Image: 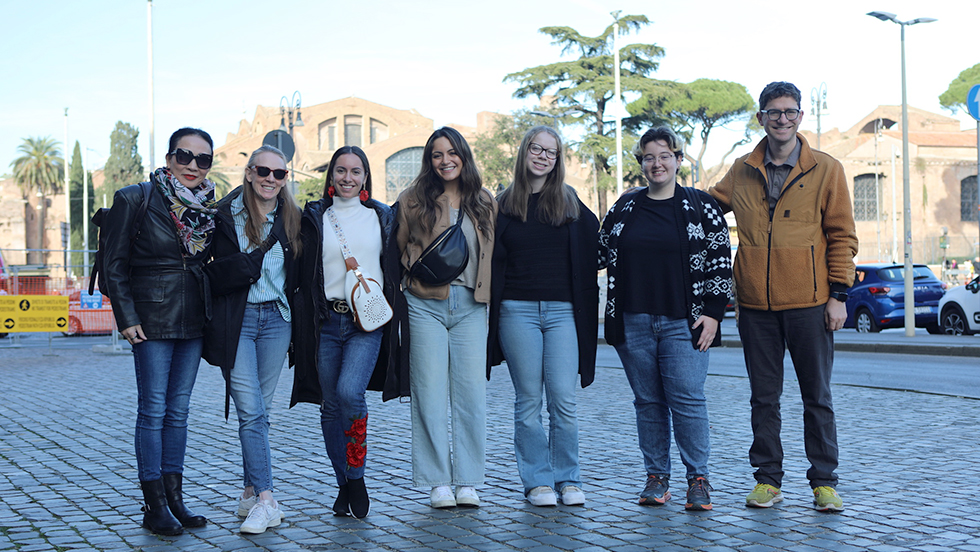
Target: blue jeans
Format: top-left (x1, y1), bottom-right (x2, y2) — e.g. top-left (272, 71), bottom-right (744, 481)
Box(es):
top-left (133, 337), bottom-right (204, 482)
top-left (317, 310), bottom-right (383, 486)
top-left (228, 302), bottom-right (290, 494)
top-left (499, 300), bottom-right (581, 494)
top-left (406, 286), bottom-right (487, 487)
top-left (614, 313), bottom-right (710, 480)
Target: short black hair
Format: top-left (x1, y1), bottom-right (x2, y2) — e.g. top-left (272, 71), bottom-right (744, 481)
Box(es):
top-left (758, 82), bottom-right (802, 111)
top-left (167, 127), bottom-right (213, 154)
top-left (633, 127), bottom-right (684, 164)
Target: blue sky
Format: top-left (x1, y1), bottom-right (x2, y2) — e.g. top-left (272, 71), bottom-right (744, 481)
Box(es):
top-left (1, 0), bottom-right (975, 177)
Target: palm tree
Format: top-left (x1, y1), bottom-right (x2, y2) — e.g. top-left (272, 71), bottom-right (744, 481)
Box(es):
top-left (10, 136), bottom-right (63, 265)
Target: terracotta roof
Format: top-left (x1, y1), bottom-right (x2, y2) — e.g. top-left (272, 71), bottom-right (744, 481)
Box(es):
top-left (882, 130), bottom-right (978, 147)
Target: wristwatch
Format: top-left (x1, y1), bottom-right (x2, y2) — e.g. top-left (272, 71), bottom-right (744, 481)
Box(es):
top-left (829, 291), bottom-right (848, 302)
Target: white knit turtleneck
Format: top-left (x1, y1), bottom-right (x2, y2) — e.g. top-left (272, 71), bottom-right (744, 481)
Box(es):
top-left (322, 196), bottom-right (383, 301)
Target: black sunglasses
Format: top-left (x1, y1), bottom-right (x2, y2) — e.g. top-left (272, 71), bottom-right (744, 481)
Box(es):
top-left (253, 166), bottom-right (288, 180)
top-left (169, 148), bottom-right (213, 169)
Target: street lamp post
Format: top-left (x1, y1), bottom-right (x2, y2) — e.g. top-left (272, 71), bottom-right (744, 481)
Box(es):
top-left (867, 11), bottom-right (937, 337)
top-left (279, 91), bottom-right (304, 196)
top-left (810, 83), bottom-right (828, 150)
top-left (611, 10), bottom-right (623, 197)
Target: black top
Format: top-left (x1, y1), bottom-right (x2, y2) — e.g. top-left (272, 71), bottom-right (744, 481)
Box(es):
top-left (500, 193), bottom-right (573, 302)
top-left (618, 194), bottom-right (686, 318)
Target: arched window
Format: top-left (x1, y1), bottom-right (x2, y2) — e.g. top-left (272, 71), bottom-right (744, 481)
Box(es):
top-left (370, 119), bottom-right (389, 144)
top-left (345, 115), bottom-right (363, 147)
top-left (318, 118), bottom-right (336, 151)
top-left (385, 147), bottom-right (424, 203)
top-left (962, 175), bottom-right (978, 222)
top-left (853, 174), bottom-right (879, 222)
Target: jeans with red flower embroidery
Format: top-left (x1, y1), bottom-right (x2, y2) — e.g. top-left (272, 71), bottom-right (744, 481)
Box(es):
top-left (316, 310), bottom-right (383, 486)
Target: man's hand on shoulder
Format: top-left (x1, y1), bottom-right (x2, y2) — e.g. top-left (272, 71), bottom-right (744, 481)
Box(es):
top-left (825, 298), bottom-right (847, 331)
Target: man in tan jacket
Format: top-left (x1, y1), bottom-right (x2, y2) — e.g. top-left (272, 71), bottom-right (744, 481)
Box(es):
top-left (709, 81), bottom-right (857, 513)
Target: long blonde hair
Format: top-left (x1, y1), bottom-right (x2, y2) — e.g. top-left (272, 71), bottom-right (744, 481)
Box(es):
top-left (242, 145), bottom-right (302, 256)
top-left (497, 126), bottom-right (579, 225)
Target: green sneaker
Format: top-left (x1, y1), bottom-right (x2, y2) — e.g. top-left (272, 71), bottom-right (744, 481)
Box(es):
top-left (813, 486), bottom-right (844, 512)
top-left (746, 483), bottom-right (783, 508)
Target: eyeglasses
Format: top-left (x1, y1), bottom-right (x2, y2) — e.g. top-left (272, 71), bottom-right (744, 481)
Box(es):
top-left (761, 109), bottom-right (801, 121)
top-left (528, 143), bottom-right (559, 160)
top-left (642, 154), bottom-right (677, 165)
top-left (169, 148), bottom-right (213, 169)
top-left (252, 166), bottom-right (288, 180)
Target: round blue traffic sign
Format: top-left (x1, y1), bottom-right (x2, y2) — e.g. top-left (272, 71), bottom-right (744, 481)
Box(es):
top-left (968, 84), bottom-right (980, 122)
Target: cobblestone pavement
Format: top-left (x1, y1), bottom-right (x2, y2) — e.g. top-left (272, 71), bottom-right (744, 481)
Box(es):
top-left (2, 346), bottom-right (979, 552)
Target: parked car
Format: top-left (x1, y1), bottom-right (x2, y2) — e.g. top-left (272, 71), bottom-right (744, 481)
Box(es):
top-left (938, 275), bottom-right (980, 335)
top-left (63, 290), bottom-right (116, 336)
top-left (843, 263), bottom-right (946, 333)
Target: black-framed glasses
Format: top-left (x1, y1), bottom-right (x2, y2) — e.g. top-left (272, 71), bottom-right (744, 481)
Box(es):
top-left (252, 166), bottom-right (288, 180)
top-left (528, 143), bottom-right (559, 160)
top-left (761, 108), bottom-right (802, 121)
top-left (642, 154), bottom-right (677, 165)
top-left (168, 148), bottom-right (213, 169)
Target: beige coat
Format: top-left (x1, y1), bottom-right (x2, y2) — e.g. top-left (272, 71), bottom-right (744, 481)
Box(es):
top-left (395, 188), bottom-right (496, 303)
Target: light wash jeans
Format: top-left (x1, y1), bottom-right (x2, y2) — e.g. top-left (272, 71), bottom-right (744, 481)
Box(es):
top-left (132, 337), bottom-right (203, 482)
top-left (228, 302), bottom-right (290, 494)
top-left (406, 286), bottom-right (487, 487)
top-left (498, 300), bottom-right (581, 495)
top-left (614, 313), bottom-right (710, 480)
top-left (317, 310), bottom-right (383, 486)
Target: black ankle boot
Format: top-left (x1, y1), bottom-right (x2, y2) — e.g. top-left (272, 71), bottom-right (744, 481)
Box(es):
top-left (162, 473), bottom-right (207, 528)
top-left (333, 484), bottom-right (350, 516)
top-left (347, 477), bottom-right (370, 519)
top-left (140, 479), bottom-right (183, 536)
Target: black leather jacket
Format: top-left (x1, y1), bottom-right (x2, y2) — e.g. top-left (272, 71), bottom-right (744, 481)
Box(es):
top-left (289, 196), bottom-right (402, 406)
top-left (103, 182), bottom-right (212, 340)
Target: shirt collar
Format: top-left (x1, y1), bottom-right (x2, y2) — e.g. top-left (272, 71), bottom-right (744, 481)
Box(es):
top-left (231, 193), bottom-right (275, 222)
top-left (764, 137), bottom-right (802, 168)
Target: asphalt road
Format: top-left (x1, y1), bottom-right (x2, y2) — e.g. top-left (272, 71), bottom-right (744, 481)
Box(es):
top-left (597, 344), bottom-right (980, 399)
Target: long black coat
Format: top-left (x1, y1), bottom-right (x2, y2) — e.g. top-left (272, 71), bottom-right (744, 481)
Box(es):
top-left (202, 187), bottom-right (299, 379)
top-left (487, 197), bottom-right (600, 387)
top-left (288, 196), bottom-right (404, 407)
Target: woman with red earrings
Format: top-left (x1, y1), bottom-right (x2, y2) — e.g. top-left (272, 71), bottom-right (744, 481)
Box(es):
top-left (289, 146), bottom-right (396, 519)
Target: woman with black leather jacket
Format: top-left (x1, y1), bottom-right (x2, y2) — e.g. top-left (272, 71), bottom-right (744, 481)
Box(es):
top-left (202, 145), bottom-right (301, 534)
top-left (103, 128), bottom-right (217, 536)
top-left (289, 146), bottom-right (397, 519)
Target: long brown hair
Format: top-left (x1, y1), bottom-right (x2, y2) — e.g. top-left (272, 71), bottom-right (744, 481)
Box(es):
top-left (404, 127), bottom-right (493, 239)
top-left (497, 125), bottom-right (580, 226)
top-left (242, 145), bottom-right (302, 256)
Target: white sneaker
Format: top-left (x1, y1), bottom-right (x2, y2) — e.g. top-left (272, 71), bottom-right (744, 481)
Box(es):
top-left (560, 485), bottom-right (586, 506)
top-left (240, 500), bottom-right (283, 534)
top-left (238, 495), bottom-right (285, 520)
top-left (455, 486), bottom-right (480, 508)
top-left (237, 495), bottom-right (257, 517)
top-left (430, 486), bottom-right (456, 509)
top-left (527, 486), bottom-right (557, 506)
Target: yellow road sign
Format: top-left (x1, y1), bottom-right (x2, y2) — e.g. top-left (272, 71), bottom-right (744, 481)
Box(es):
top-left (0, 295), bottom-right (69, 333)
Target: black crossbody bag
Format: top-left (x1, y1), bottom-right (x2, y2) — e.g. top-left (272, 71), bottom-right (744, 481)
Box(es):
top-left (409, 210), bottom-right (469, 286)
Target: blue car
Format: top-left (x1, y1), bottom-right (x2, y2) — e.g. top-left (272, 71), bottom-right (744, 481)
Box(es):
top-left (844, 263), bottom-right (946, 333)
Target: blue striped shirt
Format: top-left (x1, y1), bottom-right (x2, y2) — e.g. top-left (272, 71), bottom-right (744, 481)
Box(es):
top-left (231, 195), bottom-right (290, 322)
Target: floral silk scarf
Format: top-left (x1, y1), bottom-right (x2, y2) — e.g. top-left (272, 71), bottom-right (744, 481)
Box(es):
top-left (151, 167), bottom-right (218, 256)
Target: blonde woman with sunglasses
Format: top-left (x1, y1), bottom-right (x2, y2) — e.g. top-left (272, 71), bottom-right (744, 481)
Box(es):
top-left (203, 145), bottom-right (301, 534)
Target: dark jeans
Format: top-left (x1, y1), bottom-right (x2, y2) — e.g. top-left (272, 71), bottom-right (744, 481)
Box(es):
top-left (739, 305), bottom-right (839, 489)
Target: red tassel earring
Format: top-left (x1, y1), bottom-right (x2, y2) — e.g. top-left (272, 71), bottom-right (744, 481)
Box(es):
top-left (327, 185), bottom-right (335, 197)
top-left (359, 189), bottom-right (369, 201)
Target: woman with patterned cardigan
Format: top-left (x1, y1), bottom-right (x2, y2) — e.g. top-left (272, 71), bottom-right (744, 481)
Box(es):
top-left (598, 126), bottom-right (732, 512)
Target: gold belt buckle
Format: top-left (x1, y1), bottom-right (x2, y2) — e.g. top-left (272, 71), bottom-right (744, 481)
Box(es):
top-left (332, 300), bottom-right (350, 314)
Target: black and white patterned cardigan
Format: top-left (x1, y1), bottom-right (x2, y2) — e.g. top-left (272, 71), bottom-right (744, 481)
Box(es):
top-left (598, 185), bottom-right (733, 347)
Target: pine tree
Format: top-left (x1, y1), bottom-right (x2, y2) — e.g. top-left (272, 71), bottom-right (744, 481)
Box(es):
top-left (68, 141), bottom-right (96, 272)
